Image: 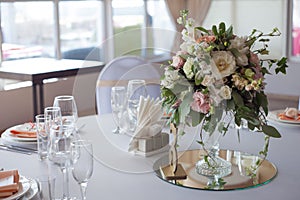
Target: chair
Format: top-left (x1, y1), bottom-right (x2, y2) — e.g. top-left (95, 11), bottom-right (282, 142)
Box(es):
top-left (62, 47), bottom-right (102, 61)
top-left (95, 55), bottom-right (162, 115)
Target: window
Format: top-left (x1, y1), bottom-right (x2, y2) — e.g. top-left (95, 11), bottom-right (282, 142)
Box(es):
top-left (111, 0), bottom-right (175, 59)
top-left (0, 0), bottom-right (105, 62)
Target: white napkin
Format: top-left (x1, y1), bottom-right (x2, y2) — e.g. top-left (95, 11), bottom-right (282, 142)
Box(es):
top-left (128, 96), bottom-right (163, 152)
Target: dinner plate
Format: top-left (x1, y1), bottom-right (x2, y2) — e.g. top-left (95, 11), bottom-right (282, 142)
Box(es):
top-left (1, 132), bottom-right (37, 150)
top-left (0, 176), bottom-right (31, 200)
top-left (19, 178), bottom-right (39, 200)
top-left (268, 110), bottom-right (300, 125)
top-left (3, 125), bottom-right (37, 142)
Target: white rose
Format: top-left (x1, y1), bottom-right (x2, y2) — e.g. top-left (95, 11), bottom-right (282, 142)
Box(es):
top-left (211, 51), bottom-right (236, 80)
top-left (201, 75), bottom-right (215, 86)
top-left (219, 85), bottom-right (232, 100)
top-left (183, 57), bottom-right (194, 79)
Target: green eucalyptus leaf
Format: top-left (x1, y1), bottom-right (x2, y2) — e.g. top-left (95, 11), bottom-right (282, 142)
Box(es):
top-left (256, 92), bottom-right (268, 115)
top-left (262, 125), bottom-right (281, 138)
top-left (232, 90), bottom-right (244, 106)
top-left (189, 110), bottom-right (205, 127)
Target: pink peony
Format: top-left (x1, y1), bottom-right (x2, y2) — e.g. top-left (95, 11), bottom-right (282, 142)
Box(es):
top-left (190, 91), bottom-right (210, 114)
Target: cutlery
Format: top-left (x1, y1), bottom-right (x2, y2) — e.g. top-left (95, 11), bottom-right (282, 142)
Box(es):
top-left (6, 144), bottom-right (38, 153)
top-left (0, 145), bottom-right (32, 155)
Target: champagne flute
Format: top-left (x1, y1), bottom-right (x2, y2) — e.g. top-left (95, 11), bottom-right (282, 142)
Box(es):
top-left (111, 86), bottom-right (126, 134)
top-left (48, 125), bottom-right (75, 200)
top-left (71, 140), bottom-right (93, 200)
top-left (127, 80), bottom-right (148, 131)
top-left (53, 95), bottom-right (78, 127)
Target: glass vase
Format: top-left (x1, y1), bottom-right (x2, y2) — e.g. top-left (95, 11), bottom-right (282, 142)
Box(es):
top-left (195, 114), bottom-right (232, 181)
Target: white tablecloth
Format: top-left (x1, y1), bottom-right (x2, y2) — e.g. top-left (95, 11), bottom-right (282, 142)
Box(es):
top-left (1, 114), bottom-right (300, 200)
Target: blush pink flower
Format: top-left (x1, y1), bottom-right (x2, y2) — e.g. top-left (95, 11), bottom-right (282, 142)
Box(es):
top-left (172, 55), bottom-right (185, 69)
top-left (190, 91), bottom-right (210, 114)
top-left (250, 52), bottom-right (263, 79)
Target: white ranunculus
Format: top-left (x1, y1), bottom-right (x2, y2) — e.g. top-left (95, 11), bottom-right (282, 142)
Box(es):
top-left (230, 36), bottom-right (249, 66)
top-left (183, 57), bottom-right (194, 79)
top-left (219, 85), bottom-right (232, 100)
top-left (211, 51), bottom-right (236, 80)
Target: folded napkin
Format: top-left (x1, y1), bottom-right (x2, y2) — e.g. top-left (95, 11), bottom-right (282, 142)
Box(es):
top-left (128, 96), bottom-right (164, 152)
top-left (278, 107), bottom-right (300, 121)
top-left (10, 122), bottom-right (37, 138)
top-left (0, 170), bottom-right (19, 198)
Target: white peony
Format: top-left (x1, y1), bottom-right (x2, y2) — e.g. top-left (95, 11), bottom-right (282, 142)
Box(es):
top-left (211, 51), bottom-right (236, 80)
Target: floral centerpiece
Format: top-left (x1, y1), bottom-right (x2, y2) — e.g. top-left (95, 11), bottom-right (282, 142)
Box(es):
top-left (161, 10), bottom-right (288, 180)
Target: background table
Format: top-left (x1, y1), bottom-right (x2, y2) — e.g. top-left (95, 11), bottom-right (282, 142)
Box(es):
top-left (1, 114), bottom-right (300, 199)
top-left (0, 58), bottom-right (104, 118)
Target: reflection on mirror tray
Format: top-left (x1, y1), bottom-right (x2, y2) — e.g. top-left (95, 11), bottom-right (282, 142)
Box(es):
top-left (153, 149), bottom-right (277, 191)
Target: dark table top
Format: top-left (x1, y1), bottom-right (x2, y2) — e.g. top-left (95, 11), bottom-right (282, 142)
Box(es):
top-left (0, 58), bottom-right (105, 84)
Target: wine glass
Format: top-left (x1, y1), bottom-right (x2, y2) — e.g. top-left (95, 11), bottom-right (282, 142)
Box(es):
top-left (111, 86), bottom-right (126, 134)
top-left (44, 106), bottom-right (63, 128)
top-left (48, 124), bottom-right (76, 200)
top-left (71, 140), bottom-right (93, 200)
top-left (53, 95), bottom-right (78, 127)
top-left (127, 80), bottom-right (148, 131)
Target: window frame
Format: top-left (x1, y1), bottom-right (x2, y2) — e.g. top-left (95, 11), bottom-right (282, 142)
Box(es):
top-left (287, 0), bottom-right (300, 63)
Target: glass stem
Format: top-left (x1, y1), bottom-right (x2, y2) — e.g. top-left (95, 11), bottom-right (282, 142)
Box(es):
top-left (61, 167), bottom-right (70, 199)
top-left (80, 182), bottom-right (88, 200)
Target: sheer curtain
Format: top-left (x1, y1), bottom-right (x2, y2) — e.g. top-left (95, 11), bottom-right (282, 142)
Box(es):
top-left (165, 0), bottom-right (212, 53)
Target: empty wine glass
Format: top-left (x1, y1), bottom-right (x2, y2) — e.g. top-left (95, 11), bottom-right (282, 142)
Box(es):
top-left (48, 125), bottom-right (76, 200)
top-left (127, 80), bottom-right (148, 131)
top-left (111, 86), bottom-right (126, 134)
top-left (44, 106), bottom-right (63, 128)
top-left (71, 140), bottom-right (93, 200)
top-left (53, 95), bottom-right (78, 127)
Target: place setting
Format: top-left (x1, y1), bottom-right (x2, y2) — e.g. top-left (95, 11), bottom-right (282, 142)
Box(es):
top-left (0, 122), bottom-right (38, 154)
top-left (267, 107), bottom-right (300, 128)
top-left (1, 95), bottom-right (94, 199)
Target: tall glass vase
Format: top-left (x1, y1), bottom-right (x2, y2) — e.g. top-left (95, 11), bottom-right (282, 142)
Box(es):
top-left (195, 110), bottom-right (232, 183)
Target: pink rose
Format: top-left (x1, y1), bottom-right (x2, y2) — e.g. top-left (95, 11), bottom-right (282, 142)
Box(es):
top-left (190, 91), bottom-right (210, 114)
top-left (172, 55), bottom-right (185, 69)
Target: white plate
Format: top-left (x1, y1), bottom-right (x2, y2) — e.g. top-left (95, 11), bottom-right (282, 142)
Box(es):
top-left (19, 178), bottom-right (39, 200)
top-left (268, 110), bottom-right (300, 125)
top-left (3, 125), bottom-right (37, 142)
top-left (0, 176), bottom-right (31, 200)
top-left (1, 131), bottom-right (37, 144)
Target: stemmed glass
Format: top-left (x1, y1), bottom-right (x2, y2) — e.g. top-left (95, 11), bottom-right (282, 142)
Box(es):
top-left (53, 95), bottom-right (78, 127)
top-left (48, 124), bottom-right (75, 200)
top-left (111, 86), bottom-right (126, 134)
top-left (127, 80), bottom-right (148, 131)
top-left (71, 140), bottom-right (93, 200)
top-left (44, 106), bottom-right (63, 128)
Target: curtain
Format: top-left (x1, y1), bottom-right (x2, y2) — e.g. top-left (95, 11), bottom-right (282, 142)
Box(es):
top-left (165, 0), bottom-right (212, 53)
